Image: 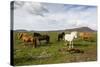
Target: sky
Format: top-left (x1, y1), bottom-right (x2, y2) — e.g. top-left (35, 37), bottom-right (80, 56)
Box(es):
top-left (13, 1), bottom-right (97, 31)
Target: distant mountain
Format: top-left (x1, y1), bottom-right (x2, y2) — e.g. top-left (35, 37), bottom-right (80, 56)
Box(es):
top-left (13, 27), bottom-right (96, 32)
top-left (13, 29), bottom-right (41, 32)
top-left (64, 27), bottom-right (96, 32)
top-left (13, 29), bottom-right (28, 32)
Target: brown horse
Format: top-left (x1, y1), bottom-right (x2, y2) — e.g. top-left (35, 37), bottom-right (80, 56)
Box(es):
top-left (18, 32), bottom-right (38, 48)
top-left (33, 32), bottom-right (50, 44)
top-left (79, 32), bottom-right (93, 41)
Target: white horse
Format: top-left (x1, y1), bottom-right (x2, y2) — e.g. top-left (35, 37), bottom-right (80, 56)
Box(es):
top-left (64, 31), bottom-right (78, 49)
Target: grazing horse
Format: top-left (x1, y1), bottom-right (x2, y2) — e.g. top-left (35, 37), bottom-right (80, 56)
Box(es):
top-left (79, 32), bottom-right (93, 41)
top-left (64, 31), bottom-right (78, 49)
top-left (18, 32), bottom-right (38, 48)
top-left (33, 32), bottom-right (50, 44)
top-left (58, 32), bottom-right (65, 41)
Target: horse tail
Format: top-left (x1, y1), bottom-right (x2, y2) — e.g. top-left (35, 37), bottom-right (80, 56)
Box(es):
top-left (58, 34), bottom-right (61, 41)
top-left (32, 37), bottom-right (37, 48)
top-left (46, 35), bottom-right (50, 43)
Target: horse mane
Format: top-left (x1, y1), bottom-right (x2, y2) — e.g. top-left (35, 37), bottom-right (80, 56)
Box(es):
top-left (34, 32), bottom-right (41, 37)
top-left (62, 32), bottom-right (65, 35)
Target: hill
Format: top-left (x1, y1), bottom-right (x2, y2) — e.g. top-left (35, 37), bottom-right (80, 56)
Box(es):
top-left (64, 27), bottom-right (96, 32)
top-left (13, 27), bottom-right (96, 32)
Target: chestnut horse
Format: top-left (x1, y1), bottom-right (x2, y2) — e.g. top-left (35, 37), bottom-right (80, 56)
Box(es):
top-left (79, 32), bottom-right (93, 41)
top-left (18, 32), bottom-right (38, 48)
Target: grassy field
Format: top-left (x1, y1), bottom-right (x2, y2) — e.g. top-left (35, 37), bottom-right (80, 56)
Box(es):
top-left (13, 31), bottom-right (97, 66)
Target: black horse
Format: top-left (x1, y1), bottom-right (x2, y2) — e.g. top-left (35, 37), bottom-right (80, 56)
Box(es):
top-left (33, 32), bottom-right (50, 43)
top-left (58, 32), bottom-right (65, 41)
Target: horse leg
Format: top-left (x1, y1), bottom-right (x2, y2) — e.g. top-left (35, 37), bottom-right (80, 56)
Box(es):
top-left (32, 39), bottom-right (37, 48)
top-left (36, 40), bottom-right (40, 45)
top-left (39, 40), bottom-right (41, 45)
top-left (46, 37), bottom-right (49, 44)
top-left (66, 41), bottom-right (67, 46)
top-left (69, 41), bottom-right (71, 49)
top-left (37, 39), bottom-right (40, 45)
top-left (64, 40), bottom-right (67, 46)
top-left (23, 42), bottom-right (26, 48)
top-left (71, 41), bottom-right (74, 48)
top-left (23, 40), bottom-right (26, 48)
top-left (58, 37), bottom-right (59, 41)
top-left (33, 41), bottom-right (36, 48)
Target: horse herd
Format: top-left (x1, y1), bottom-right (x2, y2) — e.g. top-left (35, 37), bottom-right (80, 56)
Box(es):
top-left (17, 31), bottom-right (94, 48)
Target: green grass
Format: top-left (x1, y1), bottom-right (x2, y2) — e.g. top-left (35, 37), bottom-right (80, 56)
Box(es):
top-left (13, 32), bottom-right (97, 66)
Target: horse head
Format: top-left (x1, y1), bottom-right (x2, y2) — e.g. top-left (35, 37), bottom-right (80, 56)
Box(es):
top-left (71, 31), bottom-right (78, 38)
top-left (62, 32), bottom-right (65, 35)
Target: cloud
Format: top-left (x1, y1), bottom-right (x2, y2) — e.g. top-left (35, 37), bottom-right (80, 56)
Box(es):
top-left (13, 2), bottom-right (97, 31)
top-left (64, 4), bottom-right (96, 12)
top-left (11, 1), bottom-right (25, 9)
top-left (12, 1), bottom-right (48, 16)
top-left (24, 2), bottom-right (49, 16)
